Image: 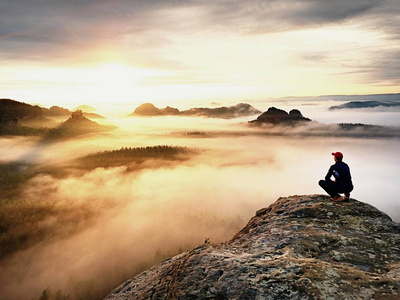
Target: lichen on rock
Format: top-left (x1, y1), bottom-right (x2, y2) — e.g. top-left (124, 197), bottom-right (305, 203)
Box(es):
top-left (104, 195), bottom-right (400, 300)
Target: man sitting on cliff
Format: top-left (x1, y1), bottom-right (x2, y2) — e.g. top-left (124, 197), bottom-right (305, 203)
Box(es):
top-left (319, 152), bottom-right (354, 202)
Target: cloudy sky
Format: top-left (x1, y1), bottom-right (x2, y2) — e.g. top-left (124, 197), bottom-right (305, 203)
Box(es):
top-left (1, 0), bottom-right (399, 108)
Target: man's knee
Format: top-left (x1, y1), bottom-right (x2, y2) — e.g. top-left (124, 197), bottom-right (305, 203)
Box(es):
top-left (318, 180), bottom-right (326, 187)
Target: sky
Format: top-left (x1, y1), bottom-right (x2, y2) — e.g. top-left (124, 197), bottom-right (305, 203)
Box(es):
top-left (1, 0), bottom-right (400, 108)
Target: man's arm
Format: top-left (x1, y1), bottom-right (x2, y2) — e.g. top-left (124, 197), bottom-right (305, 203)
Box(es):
top-left (325, 166), bottom-right (333, 181)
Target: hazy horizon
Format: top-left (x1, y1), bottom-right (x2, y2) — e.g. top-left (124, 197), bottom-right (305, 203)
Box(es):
top-left (4, 92), bottom-right (400, 127)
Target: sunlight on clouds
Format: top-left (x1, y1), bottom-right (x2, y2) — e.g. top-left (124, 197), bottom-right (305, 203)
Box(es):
top-left (1, 63), bottom-right (169, 108)
top-left (0, 1), bottom-right (399, 108)
top-left (151, 24), bottom-right (395, 99)
top-left (86, 63), bottom-right (168, 99)
top-left (18, 63), bottom-right (166, 88)
top-left (1, 23), bottom-right (398, 108)
top-left (296, 26), bottom-right (384, 45)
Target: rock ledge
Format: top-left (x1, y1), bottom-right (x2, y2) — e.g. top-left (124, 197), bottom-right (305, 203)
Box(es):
top-left (105, 195), bottom-right (400, 300)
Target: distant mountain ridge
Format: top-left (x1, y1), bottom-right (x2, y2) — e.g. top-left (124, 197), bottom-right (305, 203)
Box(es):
top-left (0, 98), bottom-right (44, 120)
top-left (131, 103), bottom-right (261, 119)
top-left (0, 99), bottom-right (104, 121)
top-left (276, 92), bottom-right (400, 103)
top-left (329, 100), bottom-right (400, 110)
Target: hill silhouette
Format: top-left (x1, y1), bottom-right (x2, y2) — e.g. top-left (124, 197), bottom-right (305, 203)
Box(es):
top-left (131, 103), bottom-right (261, 119)
top-left (131, 103), bottom-right (163, 116)
top-left (43, 105), bottom-right (104, 119)
top-left (0, 99), bottom-right (105, 136)
top-left (0, 99), bottom-right (53, 134)
top-left (250, 107), bottom-right (312, 125)
top-left (0, 98), bottom-right (44, 121)
top-left (43, 110), bottom-right (110, 141)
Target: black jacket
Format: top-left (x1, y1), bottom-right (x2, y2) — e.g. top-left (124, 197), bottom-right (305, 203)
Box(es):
top-left (325, 161), bottom-right (353, 192)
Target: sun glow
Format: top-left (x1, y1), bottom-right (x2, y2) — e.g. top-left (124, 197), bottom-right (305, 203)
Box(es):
top-left (2, 24), bottom-right (398, 110)
top-left (84, 63), bottom-right (166, 100)
top-left (2, 63), bottom-right (169, 109)
top-left (90, 63), bottom-right (159, 86)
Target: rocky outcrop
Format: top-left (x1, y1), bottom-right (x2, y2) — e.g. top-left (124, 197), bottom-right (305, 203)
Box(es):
top-left (250, 107), bottom-right (311, 125)
top-left (105, 195), bottom-right (400, 300)
top-left (43, 111), bottom-right (111, 141)
top-left (57, 110), bottom-right (107, 133)
top-left (130, 103), bottom-right (261, 119)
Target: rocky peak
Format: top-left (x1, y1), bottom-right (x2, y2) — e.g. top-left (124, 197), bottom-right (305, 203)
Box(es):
top-left (289, 109), bottom-right (305, 119)
top-left (251, 107), bottom-right (311, 125)
top-left (105, 195), bottom-right (400, 299)
top-left (71, 110), bottom-right (84, 120)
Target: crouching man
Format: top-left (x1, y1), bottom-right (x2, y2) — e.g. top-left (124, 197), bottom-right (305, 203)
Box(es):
top-left (319, 152), bottom-right (354, 202)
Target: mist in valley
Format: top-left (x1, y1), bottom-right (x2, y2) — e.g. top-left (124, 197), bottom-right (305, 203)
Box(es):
top-left (1, 104), bottom-right (400, 300)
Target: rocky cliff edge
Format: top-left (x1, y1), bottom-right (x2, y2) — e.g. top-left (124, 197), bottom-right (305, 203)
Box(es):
top-left (105, 195), bottom-right (400, 300)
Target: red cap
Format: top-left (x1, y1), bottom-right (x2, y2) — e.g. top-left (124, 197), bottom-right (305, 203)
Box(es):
top-left (332, 152), bottom-right (343, 159)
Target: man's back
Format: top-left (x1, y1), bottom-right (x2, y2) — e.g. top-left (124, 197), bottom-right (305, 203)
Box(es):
top-left (320, 152), bottom-right (354, 200)
top-left (328, 161), bottom-right (353, 190)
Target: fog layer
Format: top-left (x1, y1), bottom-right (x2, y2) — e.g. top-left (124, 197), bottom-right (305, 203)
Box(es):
top-left (1, 109), bottom-right (399, 299)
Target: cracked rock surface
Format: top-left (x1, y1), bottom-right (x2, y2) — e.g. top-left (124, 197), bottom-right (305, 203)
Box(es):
top-left (104, 195), bottom-right (400, 300)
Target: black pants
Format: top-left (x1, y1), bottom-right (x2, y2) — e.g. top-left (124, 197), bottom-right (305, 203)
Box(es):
top-left (318, 179), bottom-right (353, 198)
